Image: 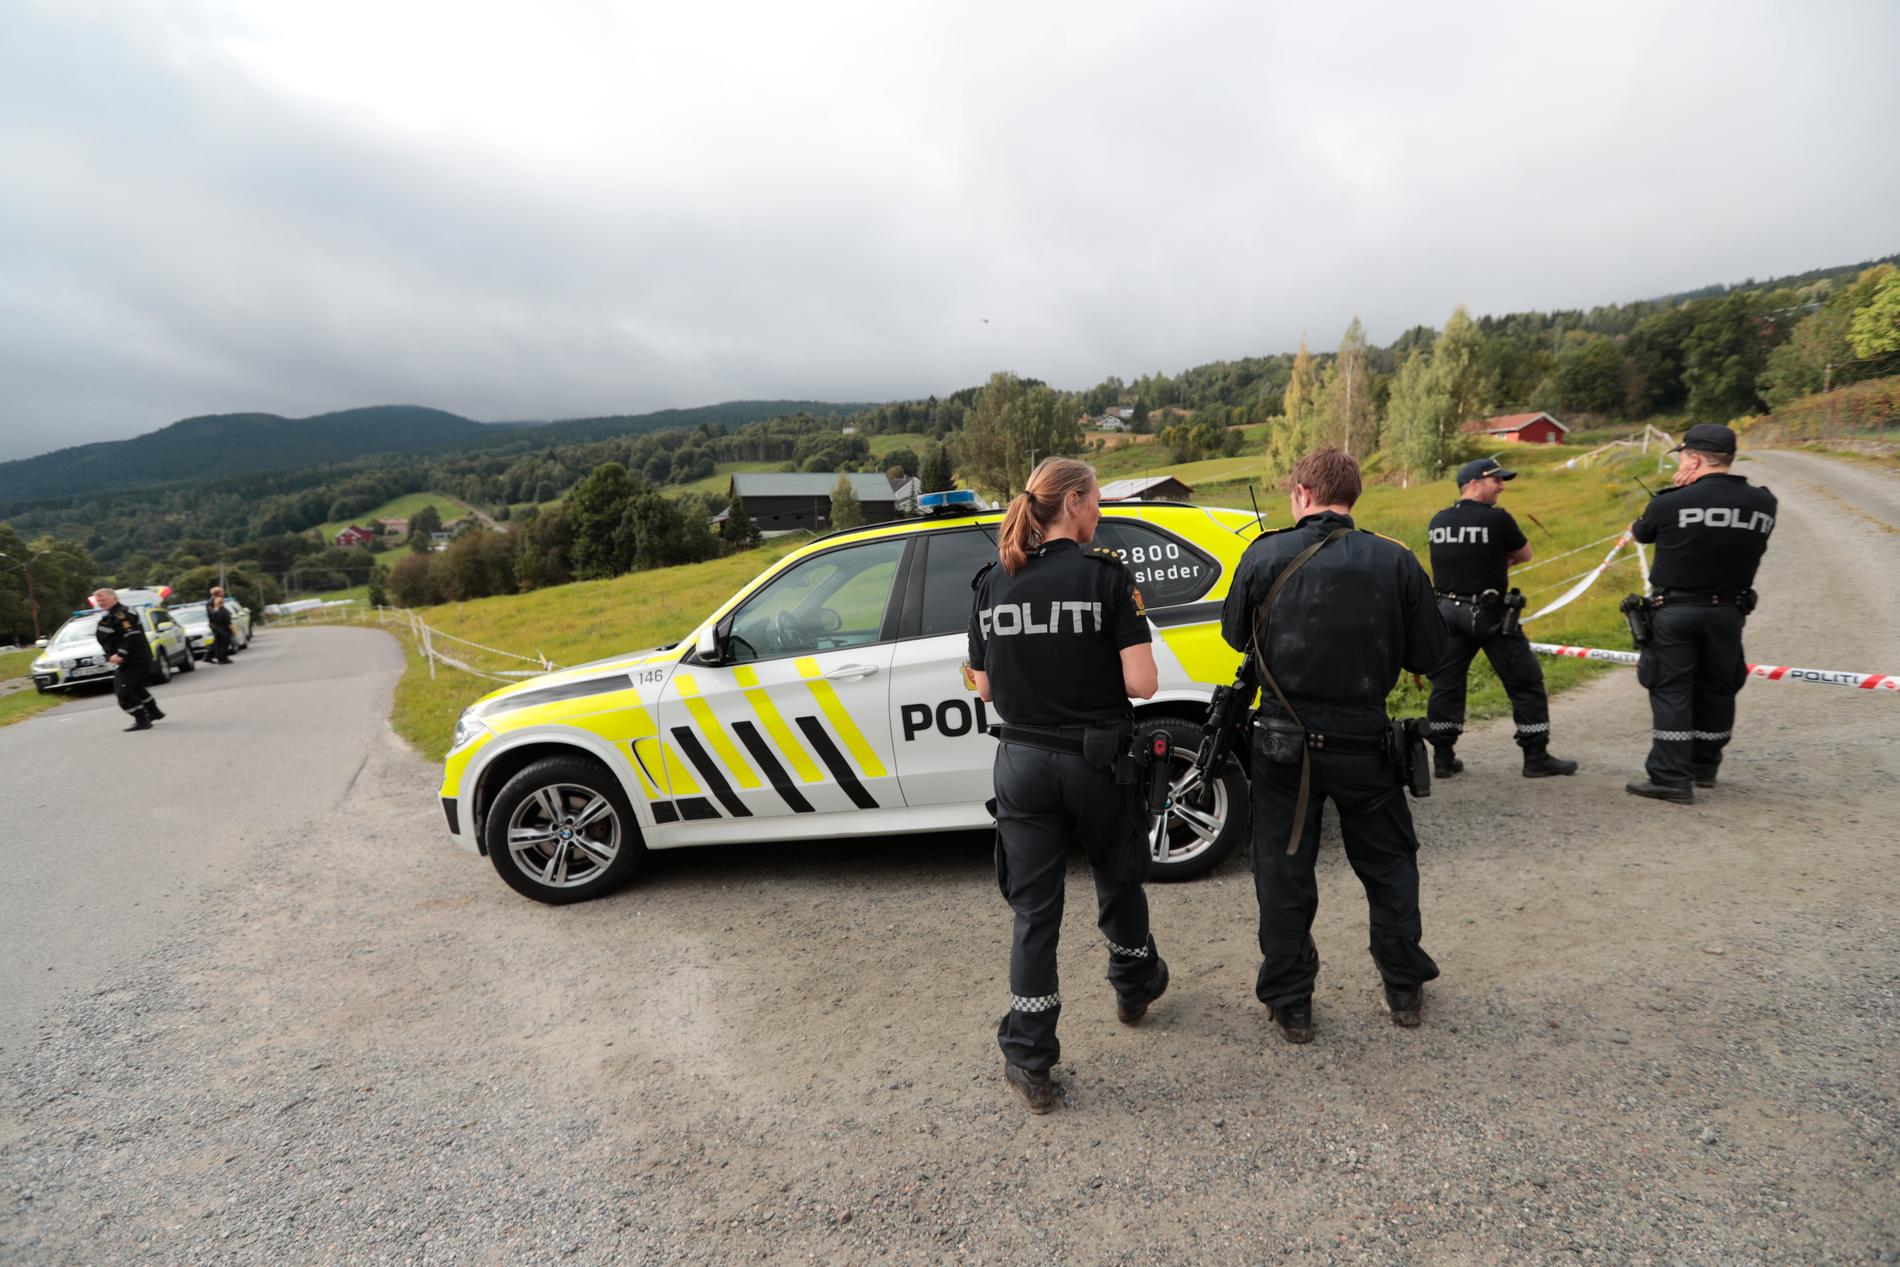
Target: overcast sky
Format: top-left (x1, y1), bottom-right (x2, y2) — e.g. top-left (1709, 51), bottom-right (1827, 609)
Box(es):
top-left (2, 0), bottom-right (1895, 461)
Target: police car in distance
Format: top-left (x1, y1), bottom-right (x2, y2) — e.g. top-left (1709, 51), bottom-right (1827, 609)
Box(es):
top-left (171, 600), bottom-right (254, 658)
top-left (440, 489), bottom-right (1266, 904)
top-left (30, 599), bottom-right (194, 692)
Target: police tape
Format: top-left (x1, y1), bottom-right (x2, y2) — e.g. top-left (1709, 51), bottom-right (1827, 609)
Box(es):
top-left (1521, 533), bottom-right (1633, 624)
top-left (1529, 642), bottom-right (1900, 692)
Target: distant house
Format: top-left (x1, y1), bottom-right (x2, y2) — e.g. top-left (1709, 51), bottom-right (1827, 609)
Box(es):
top-left (1096, 416), bottom-right (1128, 432)
top-left (1110, 406), bottom-right (1136, 420)
top-left (1099, 476), bottom-right (1194, 503)
top-left (841, 424), bottom-right (859, 437)
top-left (377, 517), bottom-right (409, 538)
top-left (334, 525), bottom-right (375, 548)
top-left (1460, 411), bottom-right (1569, 444)
top-left (728, 473), bottom-right (905, 534)
top-left (890, 475), bottom-right (922, 515)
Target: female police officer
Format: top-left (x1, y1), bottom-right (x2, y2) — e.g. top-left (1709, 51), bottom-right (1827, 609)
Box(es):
top-left (967, 458), bottom-right (1169, 1113)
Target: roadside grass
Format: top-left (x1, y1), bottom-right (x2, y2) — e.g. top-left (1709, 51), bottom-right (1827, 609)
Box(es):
top-left (0, 648), bottom-right (96, 728)
top-left (310, 584), bottom-right (370, 605)
top-left (315, 491), bottom-right (474, 542)
top-left (386, 535), bottom-right (812, 757)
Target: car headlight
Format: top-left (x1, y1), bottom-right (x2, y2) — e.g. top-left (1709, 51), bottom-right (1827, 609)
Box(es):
top-left (33, 659), bottom-right (52, 673)
top-left (61, 659), bottom-right (76, 670)
top-left (449, 709), bottom-right (490, 753)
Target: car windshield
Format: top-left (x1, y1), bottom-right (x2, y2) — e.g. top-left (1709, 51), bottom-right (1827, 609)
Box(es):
top-left (47, 615), bottom-right (105, 652)
top-left (175, 608), bottom-right (211, 629)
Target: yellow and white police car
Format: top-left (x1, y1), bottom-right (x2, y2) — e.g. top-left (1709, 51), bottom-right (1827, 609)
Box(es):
top-left (31, 600), bottom-right (194, 692)
top-left (440, 491), bottom-right (1266, 903)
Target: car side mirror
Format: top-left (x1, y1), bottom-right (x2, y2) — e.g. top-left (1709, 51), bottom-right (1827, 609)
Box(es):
top-left (35, 638), bottom-right (49, 648)
top-left (695, 623), bottom-right (725, 665)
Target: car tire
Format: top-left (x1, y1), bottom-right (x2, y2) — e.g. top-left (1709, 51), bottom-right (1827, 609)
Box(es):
top-left (178, 647), bottom-right (196, 673)
top-left (147, 654), bottom-right (172, 686)
top-left (484, 755), bottom-right (645, 905)
top-left (1140, 715), bottom-right (1248, 882)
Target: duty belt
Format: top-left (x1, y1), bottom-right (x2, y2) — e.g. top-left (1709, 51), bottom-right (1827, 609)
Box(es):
top-left (995, 722), bottom-right (1129, 757)
top-left (1435, 589), bottom-right (1499, 605)
top-left (1302, 729), bottom-right (1386, 755)
top-left (1650, 589), bottom-right (1753, 609)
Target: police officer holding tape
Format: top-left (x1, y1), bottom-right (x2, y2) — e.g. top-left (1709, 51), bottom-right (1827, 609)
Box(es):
top-left (1625, 423), bottom-right (1777, 803)
top-left (1220, 448), bottom-right (1447, 1043)
top-left (1425, 457), bottom-right (1578, 779)
top-left (968, 458), bottom-right (1170, 1113)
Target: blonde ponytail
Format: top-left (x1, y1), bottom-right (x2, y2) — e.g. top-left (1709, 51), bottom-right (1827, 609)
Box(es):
top-left (996, 457), bottom-right (1098, 574)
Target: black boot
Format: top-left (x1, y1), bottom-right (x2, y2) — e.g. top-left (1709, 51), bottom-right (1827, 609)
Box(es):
top-left (1522, 747), bottom-right (1577, 777)
top-left (1625, 779), bottom-right (1693, 804)
top-left (1268, 999), bottom-right (1313, 1045)
top-left (1003, 1062), bottom-right (1059, 1114)
top-left (1384, 983), bottom-right (1423, 1027)
top-left (1116, 956), bottom-right (1169, 1026)
top-left (1432, 748), bottom-right (1463, 778)
top-left (124, 711), bottom-right (154, 732)
top-left (146, 703), bottom-right (165, 722)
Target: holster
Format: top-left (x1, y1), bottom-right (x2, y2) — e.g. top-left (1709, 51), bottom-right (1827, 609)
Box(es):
top-left (1619, 593), bottom-right (1654, 648)
top-left (1386, 717), bottom-right (1431, 798)
top-left (1082, 725), bottom-right (1128, 774)
top-left (1499, 588), bottom-right (1526, 637)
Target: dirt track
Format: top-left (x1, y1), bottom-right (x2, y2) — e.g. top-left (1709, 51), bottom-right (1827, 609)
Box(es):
top-left (2, 450), bottom-right (1897, 1265)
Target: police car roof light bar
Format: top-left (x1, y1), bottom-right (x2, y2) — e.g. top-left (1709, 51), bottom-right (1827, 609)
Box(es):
top-left (919, 489), bottom-right (980, 513)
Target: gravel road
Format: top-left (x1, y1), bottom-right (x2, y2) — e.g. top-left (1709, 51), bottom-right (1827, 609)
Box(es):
top-left (2, 450), bottom-right (1896, 1266)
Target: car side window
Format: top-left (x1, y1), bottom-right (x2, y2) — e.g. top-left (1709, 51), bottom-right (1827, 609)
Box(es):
top-left (918, 530), bottom-right (999, 637)
top-left (727, 539), bottom-right (906, 663)
top-left (1090, 521), bottom-right (1218, 607)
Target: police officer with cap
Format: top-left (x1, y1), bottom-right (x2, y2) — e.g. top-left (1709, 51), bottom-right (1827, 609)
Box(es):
top-left (969, 457), bottom-right (1169, 1113)
top-left (91, 587), bottom-right (166, 732)
top-left (1424, 457), bottom-right (1577, 779)
top-left (1220, 448), bottom-right (1448, 1043)
top-left (1626, 423), bottom-right (1776, 803)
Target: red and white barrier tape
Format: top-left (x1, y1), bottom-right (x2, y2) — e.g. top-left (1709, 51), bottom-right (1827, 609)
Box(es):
top-left (1522, 533), bottom-right (1632, 624)
top-left (1530, 642), bottom-right (1899, 692)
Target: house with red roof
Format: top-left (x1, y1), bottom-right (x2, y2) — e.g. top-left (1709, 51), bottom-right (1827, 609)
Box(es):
top-left (1459, 411), bottom-right (1569, 444)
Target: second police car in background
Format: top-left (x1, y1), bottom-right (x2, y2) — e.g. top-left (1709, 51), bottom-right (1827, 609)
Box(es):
top-left (172, 600), bottom-right (255, 659)
top-left (440, 490), bottom-right (1266, 903)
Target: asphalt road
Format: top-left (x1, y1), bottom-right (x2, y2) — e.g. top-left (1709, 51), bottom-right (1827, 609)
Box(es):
top-left (1, 451), bottom-right (1897, 1265)
top-left (0, 629), bottom-right (406, 1058)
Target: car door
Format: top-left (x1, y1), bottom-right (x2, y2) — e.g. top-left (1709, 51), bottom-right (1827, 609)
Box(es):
top-left (655, 537), bottom-right (910, 824)
top-left (889, 527), bottom-right (1005, 807)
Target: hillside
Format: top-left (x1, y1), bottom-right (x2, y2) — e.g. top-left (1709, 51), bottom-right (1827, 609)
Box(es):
top-left (524, 400), bottom-right (879, 444)
top-left (0, 406), bottom-right (490, 503)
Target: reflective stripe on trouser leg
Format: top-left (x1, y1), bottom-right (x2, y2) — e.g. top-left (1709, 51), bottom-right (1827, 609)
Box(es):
top-left (1689, 607), bottom-right (1744, 781)
top-left (1483, 631), bottom-right (1551, 749)
top-left (1425, 618), bottom-right (1482, 748)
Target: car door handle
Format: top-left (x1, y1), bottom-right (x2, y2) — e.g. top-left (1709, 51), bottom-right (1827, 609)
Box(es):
top-left (824, 664), bottom-right (880, 681)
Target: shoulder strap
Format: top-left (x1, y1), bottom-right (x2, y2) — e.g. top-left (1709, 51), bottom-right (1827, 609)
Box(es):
top-left (1249, 527), bottom-right (1351, 856)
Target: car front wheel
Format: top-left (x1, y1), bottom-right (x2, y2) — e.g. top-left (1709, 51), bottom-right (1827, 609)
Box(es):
top-left (484, 756), bottom-right (645, 904)
top-left (147, 654), bottom-right (172, 686)
top-left (1140, 715), bottom-right (1247, 882)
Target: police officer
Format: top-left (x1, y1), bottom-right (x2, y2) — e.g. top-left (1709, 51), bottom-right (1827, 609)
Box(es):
top-left (207, 586), bottom-right (236, 664)
top-left (1626, 424), bottom-right (1776, 803)
top-left (968, 457), bottom-right (1169, 1113)
top-left (91, 587), bottom-right (166, 732)
top-left (1220, 448), bottom-right (1447, 1043)
top-left (1424, 457), bottom-right (1578, 779)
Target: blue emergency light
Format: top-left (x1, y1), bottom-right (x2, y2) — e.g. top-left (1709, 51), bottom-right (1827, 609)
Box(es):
top-left (918, 489), bottom-right (980, 513)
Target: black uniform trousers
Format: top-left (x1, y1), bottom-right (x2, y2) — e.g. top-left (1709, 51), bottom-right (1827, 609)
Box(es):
top-left (1426, 600), bottom-right (1551, 752)
top-left (112, 661), bottom-right (156, 718)
top-left (1639, 604), bottom-right (1746, 788)
top-left (1250, 744), bottom-right (1439, 1009)
top-left (992, 742), bottom-right (1162, 1072)
top-left (211, 627), bottom-right (234, 662)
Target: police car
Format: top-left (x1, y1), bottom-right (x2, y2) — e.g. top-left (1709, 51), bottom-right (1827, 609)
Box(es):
top-left (440, 491), bottom-right (1266, 903)
top-left (172, 600), bottom-right (254, 658)
top-left (31, 599), bottom-right (194, 692)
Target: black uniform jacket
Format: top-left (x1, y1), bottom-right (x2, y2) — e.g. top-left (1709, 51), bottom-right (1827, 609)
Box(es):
top-left (94, 604), bottom-right (153, 666)
top-left (1220, 511), bottom-right (1448, 735)
top-left (208, 601), bottom-right (233, 630)
top-left (1630, 473), bottom-right (1777, 594)
top-left (968, 538), bottom-right (1150, 728)
top-left (1428, 499), bottom-right (1528, 595)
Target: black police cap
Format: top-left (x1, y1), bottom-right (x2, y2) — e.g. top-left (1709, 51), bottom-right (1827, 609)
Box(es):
top-left (1668, 423), bottom-right (1737, 456)
top-left (1456, 457), bottom-right (1517, 486)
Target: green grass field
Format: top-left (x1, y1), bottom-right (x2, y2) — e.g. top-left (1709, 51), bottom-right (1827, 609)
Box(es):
top-left (316, 491), bottom-right (473, 542)
top-left (0, 646), bottom-right (81, 728)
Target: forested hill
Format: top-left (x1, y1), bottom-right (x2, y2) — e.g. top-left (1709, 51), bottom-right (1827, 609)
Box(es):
top-left (0, 405), bottom-right (488, 503)
top-left (0, 399), bottom-right (873, 504)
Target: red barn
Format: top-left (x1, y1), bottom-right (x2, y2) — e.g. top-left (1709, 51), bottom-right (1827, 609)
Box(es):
top-left (333, 524), bottom-right (375, 547)
top-left (1460, 411), bottom-right (1569, 444)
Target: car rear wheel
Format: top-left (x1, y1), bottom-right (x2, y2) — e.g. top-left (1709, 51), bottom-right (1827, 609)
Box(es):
top-left (146, 654), bottom-right (172, 686)
top-left (177, 647), bottom-right (196, 672)
top-left (484, 756), bottom-right (645, 904)
top-left (1140, 715), bottom-right (1248, 882)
